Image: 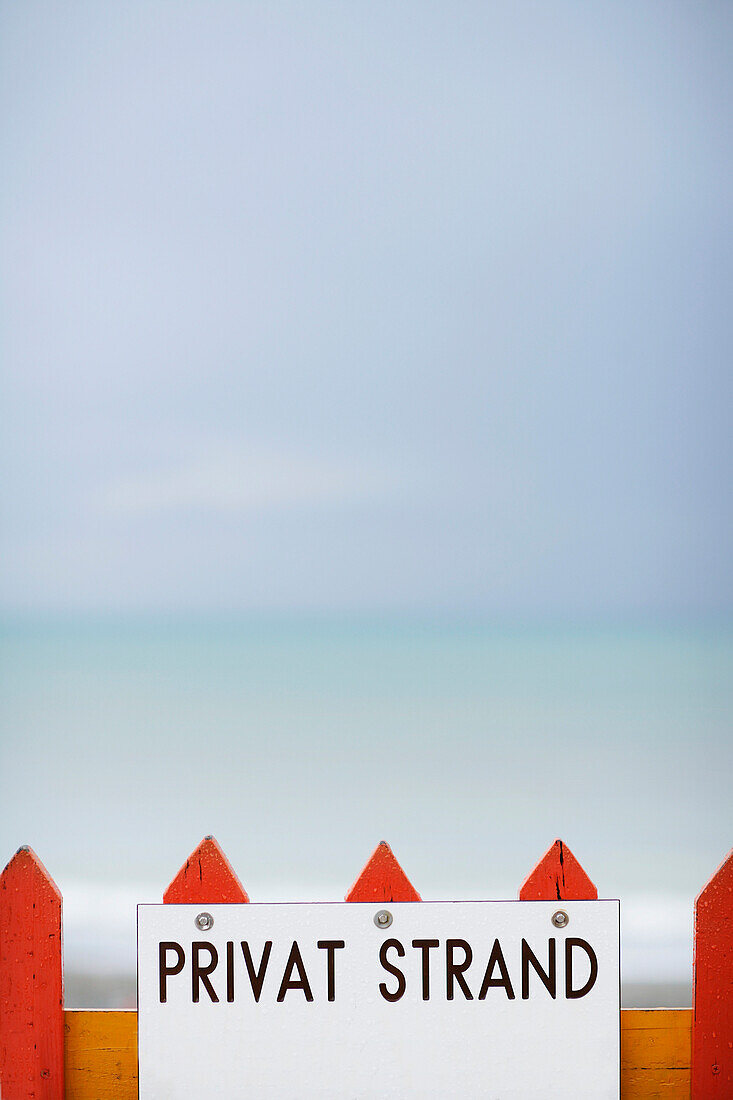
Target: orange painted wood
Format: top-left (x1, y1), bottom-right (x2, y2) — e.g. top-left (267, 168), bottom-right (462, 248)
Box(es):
top-left (0, 847), bottom-right (65, 1100)
top-left (519, 838), bottom-right (598, 901)
top-left (692, 847), bottom-right (733, 1098)
top-left (345, 841), bottom-right (421, 902)
top-left (621, 1009), bottom-right (691, 1099)
top-left (163, 836), bottom-right (249, 903)
top-left (64, 1011), bottom-right (137, 1099)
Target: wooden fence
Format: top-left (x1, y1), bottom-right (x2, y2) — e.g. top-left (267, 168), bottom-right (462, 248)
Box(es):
top-left (0, 836), bottom-right (731, 1099)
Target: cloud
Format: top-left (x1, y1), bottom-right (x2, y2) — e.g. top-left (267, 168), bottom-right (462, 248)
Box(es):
top-left (100, 447), bottom-right (403, 515)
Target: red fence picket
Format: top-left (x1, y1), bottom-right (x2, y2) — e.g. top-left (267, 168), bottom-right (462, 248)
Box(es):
top-left (164, 835), bottom-right (249, 904)
top-left (0, 847), bottom-right (65, 1100)
top-left (692, 847), bottom-right (733, 1098)
top-left (519, 839), bottom-right (598, 901)
top-left (346, 841), bottom-right (421, 902)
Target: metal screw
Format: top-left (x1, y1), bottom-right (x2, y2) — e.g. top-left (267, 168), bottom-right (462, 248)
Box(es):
top-left (195, 912), bottom-right (214, 931)
top-left (551, 910), bottom-right (569, 929)
top-left (374, 909), bottom-right (393, 929)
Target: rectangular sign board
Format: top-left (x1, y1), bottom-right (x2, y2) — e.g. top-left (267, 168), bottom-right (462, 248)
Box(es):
top-left (138, 900), bottom-right (620, 1098)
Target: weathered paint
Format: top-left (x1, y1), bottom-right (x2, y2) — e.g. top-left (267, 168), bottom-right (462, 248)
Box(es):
top-left (63, 1008), bottom-right (692, 1100)
top-left (0, 847), bottom-right (65, 1100)
top-left (621, 1009), bottom-right (692, 1099)
top-left (519, 838), bottom-right (598, 901)
top-left (64, 1011), bottom-right (136, 1100)
top-left (692, 848), bottom-right (733, 1098)
top-left (345, 840), bottom-right (421, 902)
top-left (163, 835), bottom-right (249, 904)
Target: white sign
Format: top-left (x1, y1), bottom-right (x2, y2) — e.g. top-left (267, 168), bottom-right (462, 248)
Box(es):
top-left (138, 901), bottom-right (620, 1098)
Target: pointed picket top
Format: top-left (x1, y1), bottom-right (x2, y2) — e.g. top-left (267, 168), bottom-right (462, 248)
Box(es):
top-left (692, 847), bottom-right (733, 1097)
top-left (164, 835), bottom-right (249, 903)
top-left (0, 846), bottom-right (64, 1100)
top-left (519, 839), bottom-right (598, 901)
top-left (0, 844), bottom-right (62, 902)
top-left (345, 841), bottom-right (421, 902)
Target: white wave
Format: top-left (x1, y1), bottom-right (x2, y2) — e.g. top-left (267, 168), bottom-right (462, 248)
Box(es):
top-left (621, 893), bottom-right (693, 984)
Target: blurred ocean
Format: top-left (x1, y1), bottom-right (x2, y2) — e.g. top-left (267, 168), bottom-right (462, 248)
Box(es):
top-left (0, 618), bottom-right (730, 1008)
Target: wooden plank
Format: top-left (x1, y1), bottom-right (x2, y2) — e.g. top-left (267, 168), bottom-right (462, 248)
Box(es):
top-left (345, 840), bottom-right (421, 902)
top-left (622, 1009), bottom-right (691, 1098)
top-left (692, 848), bottom-right (733, 1098)
top-left (0, 846), bottom-right (65, 1100)
top-left (65, 1012), bottom-right (136, 1100)
top-left (63, 1008), bottom-right (691, 1098)
top-left (519, 838), bottom-right (598, 900)
top-left (163, 835), bottom-right (249, 904)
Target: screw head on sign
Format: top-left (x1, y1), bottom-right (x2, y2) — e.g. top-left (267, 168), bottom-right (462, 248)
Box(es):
top-left (551, 910), bottom-right (569, 929)
top-left (374, 909), bottom-right (393, 929)
top-left (195, 912), bottom-right (214, 931)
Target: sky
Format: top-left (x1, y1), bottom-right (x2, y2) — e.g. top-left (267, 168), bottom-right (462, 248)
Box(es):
top-left (1, 0), bottom-right (731, 618)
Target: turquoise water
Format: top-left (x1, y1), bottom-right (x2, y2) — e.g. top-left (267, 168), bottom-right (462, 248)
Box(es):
top-left (0, 619), bottom-right (731, 999)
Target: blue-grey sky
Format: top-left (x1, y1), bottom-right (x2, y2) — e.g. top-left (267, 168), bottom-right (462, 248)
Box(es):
top-left (1, 1), bottom-right (730, 616)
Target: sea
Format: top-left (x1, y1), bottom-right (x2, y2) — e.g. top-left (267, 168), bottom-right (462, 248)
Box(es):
top-left (0, 617), bottom-right (730, 1008)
